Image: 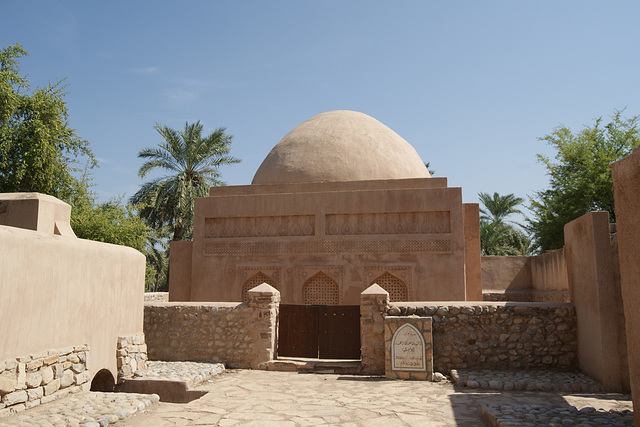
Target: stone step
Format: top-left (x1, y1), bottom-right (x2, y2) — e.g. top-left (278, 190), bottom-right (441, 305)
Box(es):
top-left (451, 369), bottom-right (603, 392)
top-left (263, 358), bottom-right (362, 374)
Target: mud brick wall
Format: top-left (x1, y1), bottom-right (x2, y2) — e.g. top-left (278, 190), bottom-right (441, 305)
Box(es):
top-left (0, 345), bottom-right (90, 416)
top-left (386, 302), bottom-right (577, 373)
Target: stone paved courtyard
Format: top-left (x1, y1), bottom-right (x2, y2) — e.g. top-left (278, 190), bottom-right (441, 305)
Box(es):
top-left (118, 369), bottom-right (632, 427)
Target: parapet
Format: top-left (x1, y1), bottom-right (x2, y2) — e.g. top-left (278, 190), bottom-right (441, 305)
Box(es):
top-left (0, 192), bottom-right (76, 237)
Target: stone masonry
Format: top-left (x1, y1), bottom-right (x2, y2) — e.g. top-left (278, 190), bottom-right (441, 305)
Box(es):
top-left (360, 285), bottom-right (389, 375)
top-left (387, 302), bottom-right (577, 373)
top-left (0, 345), bottom-right (91, 416)
top-left (116, 335), bottom-right (148, 381)
top-left (144, 284), bottom-right (279, 369)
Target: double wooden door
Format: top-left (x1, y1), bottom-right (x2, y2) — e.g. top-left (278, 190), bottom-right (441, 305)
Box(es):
top-left (278, 305), bottom-right (361, 359)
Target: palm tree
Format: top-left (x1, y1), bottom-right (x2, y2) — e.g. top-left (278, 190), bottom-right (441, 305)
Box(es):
top-left (478, 192), bottom-right (532, 255)
top-left (478, 192), bottom-right (524, 225)
top-left (130, 121), bottom-right (240, 241)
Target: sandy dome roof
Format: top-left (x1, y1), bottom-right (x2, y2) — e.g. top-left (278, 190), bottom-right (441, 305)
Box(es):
top-left (251, 110), bottom-right (430, 185)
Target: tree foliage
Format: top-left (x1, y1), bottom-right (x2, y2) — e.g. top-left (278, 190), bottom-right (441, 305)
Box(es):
top-left (479, 192), bottom-right (524, 225)
top-left (529, 110), bottom-right (640, 251)
top-left (0, 44), bottom-right (95, 199)
top-left (144, 229), bottom-right (170, 292)
top-left (0, 44), bottom-right (152, 255)
top-left (130, 121), bottom-right (240, 241)
top-left (70, 192), bottom-right (149, 252)
top-left (479, 192), bottom-right (531, 255)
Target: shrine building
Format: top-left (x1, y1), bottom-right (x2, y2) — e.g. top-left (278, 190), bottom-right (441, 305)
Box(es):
top-left (168, 110), bottom-right (481, 305)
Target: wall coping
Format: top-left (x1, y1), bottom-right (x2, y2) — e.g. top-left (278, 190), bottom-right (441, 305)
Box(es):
top-left (144, 302), bottom-right (243, 308)
top-left (390, 301), bottom-right (574, 308)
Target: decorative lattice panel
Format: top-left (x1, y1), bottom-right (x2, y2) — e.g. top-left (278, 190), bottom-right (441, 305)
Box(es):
top-left (303, 272), bottom-right (339, 305)
top-left (372, 272), bottom-right (408, 302)
top-left (242, 272), bottom-right (276, 302)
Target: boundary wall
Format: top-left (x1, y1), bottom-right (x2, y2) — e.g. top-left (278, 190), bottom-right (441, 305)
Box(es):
top-left (611, 147), bottom-right (640, 423)
top-left (360, 285), bottom-right (577, 375)
top-left (0, 193), bottom-right (146, 415)
top-left (144, 285), bottom-right (279, 369)
top-left (145, 284), bottom-right (578, 377)
top-left (481, 251), bottom-right (569, 302)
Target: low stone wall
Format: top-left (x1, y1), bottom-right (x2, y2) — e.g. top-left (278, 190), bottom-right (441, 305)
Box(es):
top-left (0, 345), bottom-right (90, 416)
top-left (144, 292), bottom-right (169, 303)
top-left (386, 302), bottom-right (577, 373)
top-left (144, 285), bottom-right (279, 369)
top-left (116, 335), bottom-right (148, 381)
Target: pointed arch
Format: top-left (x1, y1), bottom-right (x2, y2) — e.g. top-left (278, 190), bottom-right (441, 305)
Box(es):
top-left (242, 271), bottom-right (276, 302)
top-left (371, 271), bottom-right (408, 302)
top-left (303, 272), bottom-right (339, 305)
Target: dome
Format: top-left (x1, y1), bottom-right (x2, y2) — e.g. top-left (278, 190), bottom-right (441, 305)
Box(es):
top-left (251, 110), bottom-right (430, 185)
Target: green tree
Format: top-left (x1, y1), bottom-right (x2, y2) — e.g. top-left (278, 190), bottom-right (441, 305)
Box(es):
top-left (130, 121), bottom-right (240, 241)
top-left (0, 44), bottom-right (152, 253)
top-left (144, 230), bottom-right (170, 292)
top-left (479, 192), bottom-right (531, 255)
top-left (479, 192), bottom-right (524, 225)
top-left (70, 194), bottom-right (149, 252)
top-left (529, 110), bottom-right (640, 251)
top-left (0, 44), bottom-right (95, 199)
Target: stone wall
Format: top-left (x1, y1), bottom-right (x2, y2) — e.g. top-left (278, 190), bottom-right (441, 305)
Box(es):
top-left (360, 285), bottom-right (389, 374)
top-left (116, 335), bottom-right (148, 381)
top-left (385, 302), bottom-right (577, 374)
top-left (144, 285), bottom-right (279, 369)
top-left (0, 345), bottom-right (90, 416)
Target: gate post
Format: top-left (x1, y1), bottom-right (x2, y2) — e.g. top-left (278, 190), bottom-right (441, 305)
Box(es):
top-left (247, 283), bottom-right (280, 369)
top-left (360, 284), bottom-right (389, 375)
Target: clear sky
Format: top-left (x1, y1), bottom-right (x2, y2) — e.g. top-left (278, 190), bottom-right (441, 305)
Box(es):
top-left (2, 1), bottom-right (639, 219)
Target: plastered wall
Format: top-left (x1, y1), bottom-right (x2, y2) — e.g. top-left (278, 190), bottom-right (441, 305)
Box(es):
top-left (0, 194), bottom-right (145, 388)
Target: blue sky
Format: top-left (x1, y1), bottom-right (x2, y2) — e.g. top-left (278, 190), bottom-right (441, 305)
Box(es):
top-left (2, 1), bottom-right (639, 220)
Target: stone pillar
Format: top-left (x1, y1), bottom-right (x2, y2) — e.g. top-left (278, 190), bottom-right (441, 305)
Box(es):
top-left (611, 147), bottom-right (640, 423)
top-left (463, 203), bottom-right (483, 301)
top-left (564, 211), bottom-right (628, 392)
top-left (360, 284), bottom-right (389, 375)
top-left (247, 283), bottom-right (280, 369)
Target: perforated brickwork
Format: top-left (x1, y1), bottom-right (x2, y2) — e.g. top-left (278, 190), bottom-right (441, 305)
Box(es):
top-left (242, 272), bottom-right (277, 302)
top-left (372, 272), bottom-right (408, 302)
top-left (303, 272), bottom-right (339, 305)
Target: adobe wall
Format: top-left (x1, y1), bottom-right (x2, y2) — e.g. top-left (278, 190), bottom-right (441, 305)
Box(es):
top-left (611, 147), bottom-right (640, 422)
top-left (168, 241), bottom-right (192, 302)
top-left (175, 178), bottom-right (472, 304)
top-left (564, 211), bottom-right (628, 392)
top-left (481, 252), bottom-right (569, 302)
top-left (0, 193), bottom-right (146, 414)
top-left (530, 249), bottom-right (569, 293)
top-left (144, 285), bottom-right (279, 369)
top-left (463, 203), bottom-right (482, 301)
